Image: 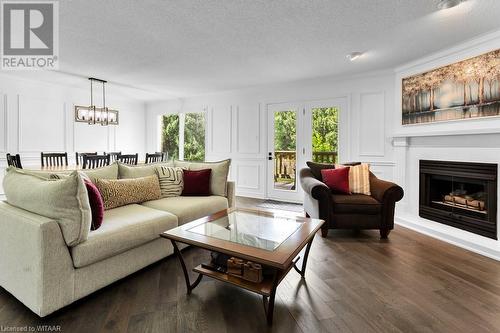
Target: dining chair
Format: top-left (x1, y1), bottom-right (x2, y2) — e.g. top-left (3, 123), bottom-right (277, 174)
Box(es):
top-left (106, 152), bottom-right (121, 162)
top-left (82, 154), bottom-right (110, 169)
top-left (6, 153), bottom-right (23, 169)
top-left (145, 152), bottom-right (165, 164)
top-left (75, 152), bottom-right (98, 166)
top-left (41, 152), bottom-right (68, 167)
top-left (117, 153), bottom-right (138, 165)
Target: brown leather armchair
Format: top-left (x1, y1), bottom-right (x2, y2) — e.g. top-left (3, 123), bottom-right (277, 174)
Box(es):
top-left (299, 167), bottom-right (404, 238)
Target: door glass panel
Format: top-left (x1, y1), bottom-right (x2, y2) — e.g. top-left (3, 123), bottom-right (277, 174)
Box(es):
top-left (312, 107), bottom-right (338, 164)
top-left (273, 110), bottom-right (296, 191)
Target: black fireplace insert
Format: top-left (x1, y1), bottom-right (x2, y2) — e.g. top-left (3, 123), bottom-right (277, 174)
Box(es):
top-left (419, 160), bottom-right (497, 240)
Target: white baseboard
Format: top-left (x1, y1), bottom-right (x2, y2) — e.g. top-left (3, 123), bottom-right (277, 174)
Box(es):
top-left (395, 214), bottom-right (500, 261)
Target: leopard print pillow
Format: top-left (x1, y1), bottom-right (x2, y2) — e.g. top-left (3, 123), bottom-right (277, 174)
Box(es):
top-left (94, 175), bottom-right (161, 210)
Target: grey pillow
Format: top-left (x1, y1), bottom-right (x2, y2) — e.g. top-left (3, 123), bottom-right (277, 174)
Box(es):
top-left (174, 159), bottom-right (231, 196)
top-left (118, 161), bottom-right (174, 179)
top-left (3, 167), bottom-right (91, 246)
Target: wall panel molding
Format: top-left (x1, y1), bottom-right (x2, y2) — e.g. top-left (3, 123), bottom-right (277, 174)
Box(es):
top-left (18, 95), bottom-right (66, 153)
top-left (359, 91), bottom-right (385, 157)
top-left (209, 106), bottom-right (232, 154)
top-left (235, 103), bottom-right (261, 155)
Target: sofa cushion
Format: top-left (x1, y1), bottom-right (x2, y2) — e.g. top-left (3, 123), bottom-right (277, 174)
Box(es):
top-left (155, 166), bottom-right (183, 197)
top-left (182, 169), bottom-right (211, 196)
top-left (94, 176), bottom-right (161, 210)
top-left (84, 180), bottom-right (104, 230)
top-left (3, 168), bottom-right (91, 246)
top-left (174, 159), bottom-right (230, 197)
top-left (71, 204), bottom-right (177, 268)
top-left (81, 163), bottom-right (119, 182)
top-left (118, 161), bottom-right (174, 179)
top-left (331, 194), bottom-right (381, 215)
top-left (141, 196), bottom-right (228, 225)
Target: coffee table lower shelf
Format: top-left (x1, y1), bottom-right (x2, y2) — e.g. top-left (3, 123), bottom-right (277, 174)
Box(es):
top-left (193, 264), bottom-right (273, 296)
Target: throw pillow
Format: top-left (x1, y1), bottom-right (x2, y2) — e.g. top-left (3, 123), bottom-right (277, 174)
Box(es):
top-left (118, 161), bottom-right (174, 179)
top-left (182, 169), bottom-right (211, 196)
top-left (81, 163), bottom-right (119, 182)
top-left (174, 159), bottom-right (230, 196)
top-left (306, 161), bottom-right (335, 181)
top-left (336, 163), bottom-right (371, 195)
top-left (321, 167), bottom-right (351, 194)
top-left (155, 166), bottom-right (183, 198)
top-left (84, 179), bottom-right (104, 230)
top-left (94, 175), bottom-right (161, 210)
top-left (3, 168), bottom-right (92, 246)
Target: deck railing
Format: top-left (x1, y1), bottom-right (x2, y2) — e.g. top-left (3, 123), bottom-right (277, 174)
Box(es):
top-left (274, 150), bottom-right (337, 181)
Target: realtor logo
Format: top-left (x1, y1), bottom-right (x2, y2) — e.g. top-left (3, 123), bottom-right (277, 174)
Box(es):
top-left (1, 0), bottom-right (59, 70)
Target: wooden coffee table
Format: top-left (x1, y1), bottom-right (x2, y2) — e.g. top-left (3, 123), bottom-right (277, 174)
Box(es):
top-left (160, 207), bottom-right (324, 325)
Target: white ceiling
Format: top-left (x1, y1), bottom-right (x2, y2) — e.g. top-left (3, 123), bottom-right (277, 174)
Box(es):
top-left (4, 0), bottom-right (500, 100)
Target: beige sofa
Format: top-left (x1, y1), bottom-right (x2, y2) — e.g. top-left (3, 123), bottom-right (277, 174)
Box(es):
top-left (0, 161), bottom-right (235, 317)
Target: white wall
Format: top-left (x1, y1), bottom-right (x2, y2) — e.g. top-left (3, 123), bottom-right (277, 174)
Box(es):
top-left (0, 73), bottom-right (147, 194)
top-left (392, 30), bottom-right (500, 260)
top-left (146, 70), bottom-right (396, 199)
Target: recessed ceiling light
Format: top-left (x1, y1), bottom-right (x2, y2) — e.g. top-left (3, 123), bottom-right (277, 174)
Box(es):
top-left (346, 52), bottom-right (363, 61)
top-left (437, 0), bottom-right (464, 10)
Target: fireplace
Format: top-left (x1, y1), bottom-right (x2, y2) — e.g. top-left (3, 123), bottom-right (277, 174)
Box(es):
top-left (419, 160), bottom-right (497, 240)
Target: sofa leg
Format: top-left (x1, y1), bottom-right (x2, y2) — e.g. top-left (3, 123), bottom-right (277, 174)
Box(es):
top-left (380, 229), bottom-right (391, 239)
top-left (321, 226), bottom-right (328, 238)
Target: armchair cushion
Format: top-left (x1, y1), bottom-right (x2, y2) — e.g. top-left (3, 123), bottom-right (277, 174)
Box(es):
top-left (321, 167), bottom-right (350, 194)
top-left (331, 194), bottom-right (381, 215)
top-left (306, 161), bottom-right (335, 181)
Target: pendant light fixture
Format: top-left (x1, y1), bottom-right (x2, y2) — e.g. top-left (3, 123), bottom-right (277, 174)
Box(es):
top-left (74, 77), bottom-right (119, 126)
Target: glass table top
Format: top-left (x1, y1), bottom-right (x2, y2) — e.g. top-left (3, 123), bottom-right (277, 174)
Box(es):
top-left (187, 210), bottom-right (303, 251)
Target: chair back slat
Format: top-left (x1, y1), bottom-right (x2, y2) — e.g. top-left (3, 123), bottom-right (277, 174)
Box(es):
top-left (41, 152), bottom-right (68, 167)
top-left (106, 152), bottom-right (121, 162)
top-left (76, 152), bottom-right (98, 166)
top-left (83, 154), bottom-right (110, 169)
top-left (117, 153), bottom-right (138, 165)
top-left (145, 152), bottom-right (165, 164)
top-left (6, 153), bottom-right (23, 169)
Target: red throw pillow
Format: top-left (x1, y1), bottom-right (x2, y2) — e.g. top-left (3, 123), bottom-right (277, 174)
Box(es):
top-left (320, 167), bottom-right (350, 194)
top-left (182, 169), bottom-right (211, 196)
top-left (84, 179), bottom-right (104, 230)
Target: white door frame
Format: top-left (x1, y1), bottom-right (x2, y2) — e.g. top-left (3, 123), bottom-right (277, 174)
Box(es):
top-left (266, 97), bottom-right (349, 203)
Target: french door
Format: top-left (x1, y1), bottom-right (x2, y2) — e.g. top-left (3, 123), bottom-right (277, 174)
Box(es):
top-left (267, 98), bottom-right (347, 202)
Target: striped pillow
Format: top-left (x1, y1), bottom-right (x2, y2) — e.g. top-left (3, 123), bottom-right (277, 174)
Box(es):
top-left (155, 166), bottom-right (184, 198)
top-left (336, 163), bottom-right (371, 195)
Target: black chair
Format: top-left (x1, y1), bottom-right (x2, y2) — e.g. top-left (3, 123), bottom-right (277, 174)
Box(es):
top-left (145, 152), bottom-right (165, 164)
top-left (75, 152), bottom-right (98, 166)
top-left (106, 152), bottom-right (121, 162)
top-left (41, 152), bottom-right (68, 167)
top-left (117, 153), bottom-right (138, 165)
top-left (82, 154), bottom-right (110, 169)
top-left (6, 153), bottom-right (22, 169)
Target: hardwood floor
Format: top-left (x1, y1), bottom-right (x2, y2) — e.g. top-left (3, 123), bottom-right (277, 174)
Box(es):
top-left (1, 197), bottom-right (500, 332)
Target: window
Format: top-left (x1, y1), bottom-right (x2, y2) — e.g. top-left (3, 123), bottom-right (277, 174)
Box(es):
top-left (161, 113), bottom-right (205, 161)
top-left (311, 107), bottom-right (338, 164)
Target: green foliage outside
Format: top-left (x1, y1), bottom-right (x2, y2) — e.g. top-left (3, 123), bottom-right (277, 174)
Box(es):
top-left (312, 107), bottom-right (338, 154)
top-left (183, 113), bottom-right (205, 161)
top-left (161, 114), bottom-right (179, 160)
top-left (274, 111), bottom-right (296, 151)
top-left (161, 113), bottom-right (205, 162)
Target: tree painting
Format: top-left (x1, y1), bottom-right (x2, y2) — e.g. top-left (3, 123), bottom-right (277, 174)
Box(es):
top-left (402, 48), bottom-right (500, 125)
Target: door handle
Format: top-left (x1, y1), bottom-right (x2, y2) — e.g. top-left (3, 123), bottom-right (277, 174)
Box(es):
top-left (268, 152), bottom-right (273, 160)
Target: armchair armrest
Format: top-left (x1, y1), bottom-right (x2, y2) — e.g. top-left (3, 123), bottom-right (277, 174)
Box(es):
top-left (299, 168), bottom-right (331, 223)
top-left (369, 173), bottom-right (404, 231)
top-left (369, 173), bottom-right (404, 204)
top-left (299, 168), bottom-right (330, 200)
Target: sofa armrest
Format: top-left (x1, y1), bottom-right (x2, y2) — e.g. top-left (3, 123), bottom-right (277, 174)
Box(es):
top-left (226, 181), bottom-right (236, 208)
top-left (369, 173), bottom-right (404, 204)
top-left (0, 202), bottom-right (75, 317)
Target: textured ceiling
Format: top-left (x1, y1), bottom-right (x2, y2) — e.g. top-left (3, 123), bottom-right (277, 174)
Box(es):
top-left (5, 0), bottom-right (500, 99)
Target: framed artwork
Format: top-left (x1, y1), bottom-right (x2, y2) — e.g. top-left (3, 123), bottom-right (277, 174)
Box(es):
top-left (402, 49), bottom-right (500, 125)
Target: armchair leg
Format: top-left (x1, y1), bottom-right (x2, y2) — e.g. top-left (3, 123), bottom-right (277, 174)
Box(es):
top-left (380, 228), bottom-right (391, 239)
top-left (321, 226), bottom-right (328, 238)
